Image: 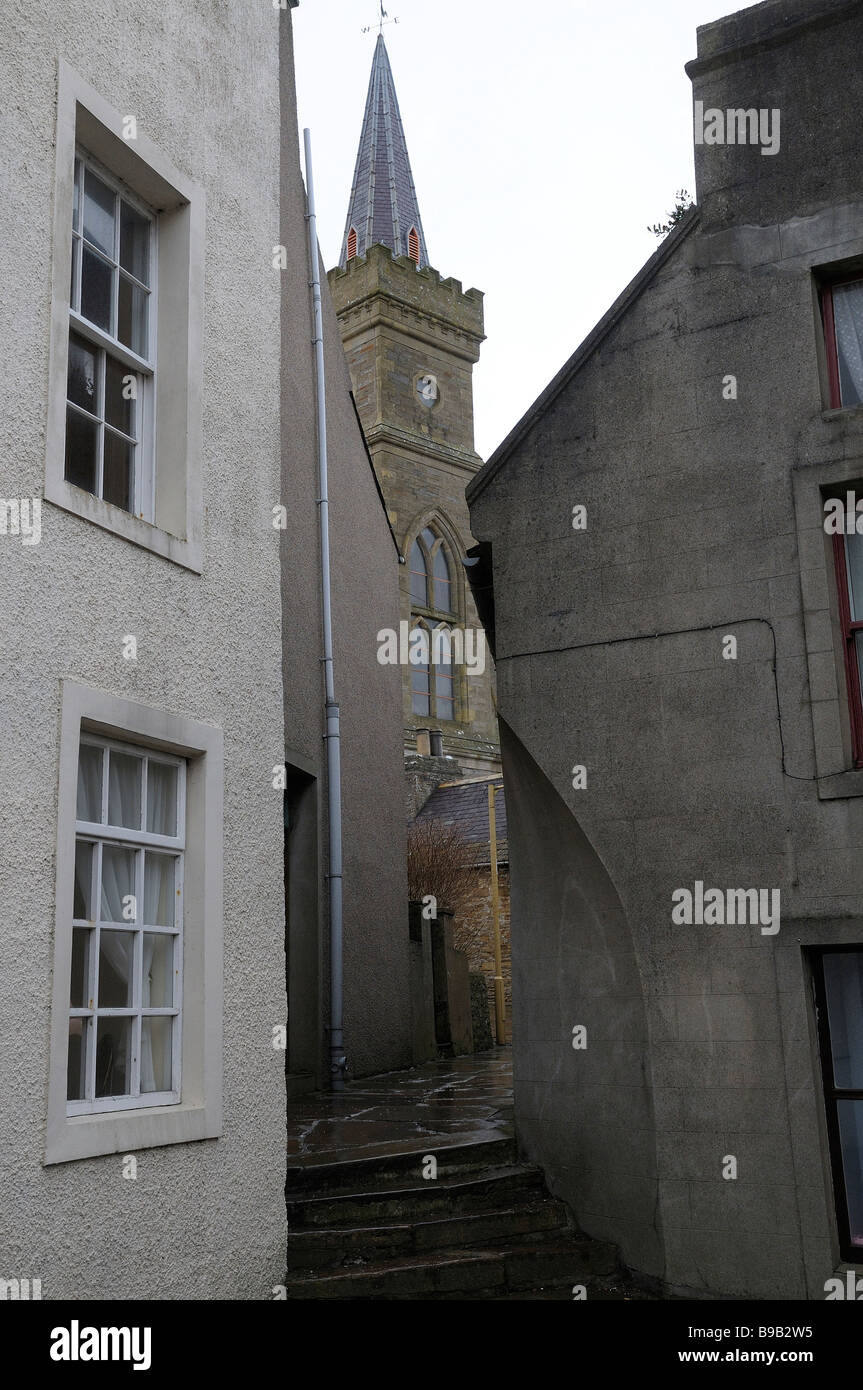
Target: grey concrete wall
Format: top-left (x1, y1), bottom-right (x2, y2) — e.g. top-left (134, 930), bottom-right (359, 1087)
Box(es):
top-left (688, 0), bottom-right (863, 234)
top-left (279, 23), bottom-right (412, 1083)
top-left (0, 0), bottom-right (286, 1297)
top-left (468, 0), bottom-right (863, 1298)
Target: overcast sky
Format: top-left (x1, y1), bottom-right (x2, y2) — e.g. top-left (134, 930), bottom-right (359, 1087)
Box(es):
top-left (292, 0), bottom-right (761, 459)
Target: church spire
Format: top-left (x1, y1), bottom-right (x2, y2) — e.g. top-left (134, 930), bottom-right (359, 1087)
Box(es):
top-left (339, 34), bottom-right (430, 270)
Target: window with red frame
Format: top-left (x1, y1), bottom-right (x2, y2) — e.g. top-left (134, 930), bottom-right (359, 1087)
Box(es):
top-left (821, 276), bottom-right (863, 408)
top-left (832, 508), bottom-right (863, 766)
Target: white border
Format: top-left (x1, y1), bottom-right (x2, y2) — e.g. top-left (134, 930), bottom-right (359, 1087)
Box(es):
top-left (45, 60), bottom-right (204, 572)
top-left (45, 680), bottom-right (223, 1165)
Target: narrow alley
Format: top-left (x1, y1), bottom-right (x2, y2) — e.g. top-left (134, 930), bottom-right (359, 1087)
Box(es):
top-left (285, 1051), bottom-right (657, 1300)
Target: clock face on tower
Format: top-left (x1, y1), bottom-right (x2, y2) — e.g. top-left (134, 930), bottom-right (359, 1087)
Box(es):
top-left (416, 373), bottom-right (439, 407)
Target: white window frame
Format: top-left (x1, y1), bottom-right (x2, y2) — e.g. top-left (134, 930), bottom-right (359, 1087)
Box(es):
top-left (46, 681), bottom-right (223, 1165)
top-left (45, 61), bottom-right (204, 572)
top-left (68, 150), bottom-right (157, 522)
top-left (67, 736), bottom-right (185, 1116)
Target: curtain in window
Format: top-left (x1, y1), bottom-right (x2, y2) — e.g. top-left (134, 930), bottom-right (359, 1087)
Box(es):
top-left (146, 761), bottom-right (176, 836)
top-left (77, 745), bottom-right (103, 821)
top-left (833, 283), bottom-right (863, 407)
top-left (141, 1016), bottom-right (171, 1093)
top-left (144, 852), bottom-right (174, 927)
top-left (108, 751), bottom-right (141, 829)
top-left (824, 953), bottom-right (863, 1089)
top-left (100, 844), bottom-right (134, 922)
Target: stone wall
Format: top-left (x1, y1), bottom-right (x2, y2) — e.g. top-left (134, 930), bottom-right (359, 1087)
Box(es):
top-left (455, 866), bottom-right (512, 1044)
top-left (329, 244), bottom-right (500, 773)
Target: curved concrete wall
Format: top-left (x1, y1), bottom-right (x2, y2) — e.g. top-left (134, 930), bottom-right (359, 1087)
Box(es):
top-left (500, 718), bottom-right (662, 1280)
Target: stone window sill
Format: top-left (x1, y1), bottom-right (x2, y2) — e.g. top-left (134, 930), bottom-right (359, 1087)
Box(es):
top-left (817, 768), bottom-right (863, 799)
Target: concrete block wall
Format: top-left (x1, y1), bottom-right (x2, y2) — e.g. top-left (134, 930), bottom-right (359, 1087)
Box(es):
top-left (468, 0), bottom-right (863, 1298)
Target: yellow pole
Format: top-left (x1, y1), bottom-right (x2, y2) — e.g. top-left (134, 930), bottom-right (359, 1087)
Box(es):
top-left (488, 783), bottom-right (506, 1044)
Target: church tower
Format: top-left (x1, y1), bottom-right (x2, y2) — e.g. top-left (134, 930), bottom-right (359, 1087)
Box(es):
top-left (328, 34), bottom-right (499, 773)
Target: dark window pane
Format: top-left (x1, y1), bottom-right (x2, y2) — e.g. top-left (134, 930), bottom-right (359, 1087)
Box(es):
top-left (103, 431), bottom-right (133, 512)
top-left (72, 157), bottom-right (81, 231)
top-left (409, 541), bottom-right (427, 606)
top-left (833, 281), bottom-right (863, 408)
top-left (70, 236), bottom-right (79, 308)
top-left (437, 697), bottom-right (454, 721)
top-left (855, 632), bottom-right (863, 713)
top-left (67, 1017), bottom-right (88, 1101)
top-left (81, 245), bottom-right (112, 332)
top-left (433, 546), bottom-right (452, 611)
top-left (95, 1016), bottom-right (132, 1098)
top-left (98, 930), bottom-right (133, 1008)
top-left (65, 406), bottom-right (98, 493)
top-left (410, 666), bottom-right (430, 694)
top-left (421, 527), bottom-right (436, 547)
top-left (836, 1100), bottom-right (863, 1249)
top-left (73, 839), bottom-right (94, 921)
top-left (70, 927), bottom-right (91, 1007)
top-left (67, 333), bottom-right (98, 413)
top-left (117, 275), bottom-right (148, 357)
top-left (105, 354), bottom-right (134, 436)
top-left (82, 167), bottom-right (115, 256)
top-left (412, 692), bottom-right (430, 716)
top-left (120, 201), bottom-right (149, 284)
top-left (846, 533), bottom-right (863, 620)
top-left (824, 952), bottom-right (863, 1089)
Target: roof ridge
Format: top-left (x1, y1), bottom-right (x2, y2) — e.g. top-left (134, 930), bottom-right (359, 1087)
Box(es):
top-left (466, 206), bottom-right (701, 505)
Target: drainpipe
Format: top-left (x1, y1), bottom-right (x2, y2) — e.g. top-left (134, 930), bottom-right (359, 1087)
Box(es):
top-left (303, 129), bottom-right (346, 1091)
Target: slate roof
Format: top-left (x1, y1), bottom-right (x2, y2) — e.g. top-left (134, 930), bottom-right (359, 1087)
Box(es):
top-left (339, 34), bottom-right (430, 269)
top-left (413, 777), bottom-right (508, 867)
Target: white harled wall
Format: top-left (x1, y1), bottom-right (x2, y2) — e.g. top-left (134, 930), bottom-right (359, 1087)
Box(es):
top-left (0, 0), bottom-right (287, 1298)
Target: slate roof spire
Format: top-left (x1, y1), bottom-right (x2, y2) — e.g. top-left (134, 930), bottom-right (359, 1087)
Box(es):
top-left (339, 34), bottom-right (430, 269)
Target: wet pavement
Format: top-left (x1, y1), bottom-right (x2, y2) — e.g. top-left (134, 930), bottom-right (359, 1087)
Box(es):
top-left (287, 1049), bottom-right (513, 1166)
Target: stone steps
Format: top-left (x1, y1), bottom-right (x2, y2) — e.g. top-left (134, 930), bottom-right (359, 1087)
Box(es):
top-left (285, 1138), bottom-right (630, 1300)
top-left (285, 1239), bottom-right (618, 1300)
top-left (286, 1135), bottom-right (517, 1195)
top-left (286, 1198), bottom-right (567, 1270)
top-left (287, 1162), bottom-right (546, 1228)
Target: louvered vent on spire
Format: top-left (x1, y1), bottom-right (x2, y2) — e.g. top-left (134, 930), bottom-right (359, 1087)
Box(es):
top-left (339, 34), bottom-right (430, 269)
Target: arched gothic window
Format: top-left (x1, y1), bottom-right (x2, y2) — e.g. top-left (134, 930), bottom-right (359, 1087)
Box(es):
top-left (347, 226), bottom-right (358, 261)
top-left (409, 526), bottom-right (457, 721)
top-left (408, 226), bottom-right (420, 265)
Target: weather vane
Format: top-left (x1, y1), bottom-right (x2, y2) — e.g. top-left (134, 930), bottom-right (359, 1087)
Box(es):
top-left (362, 3), bottom-right (399, 34)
